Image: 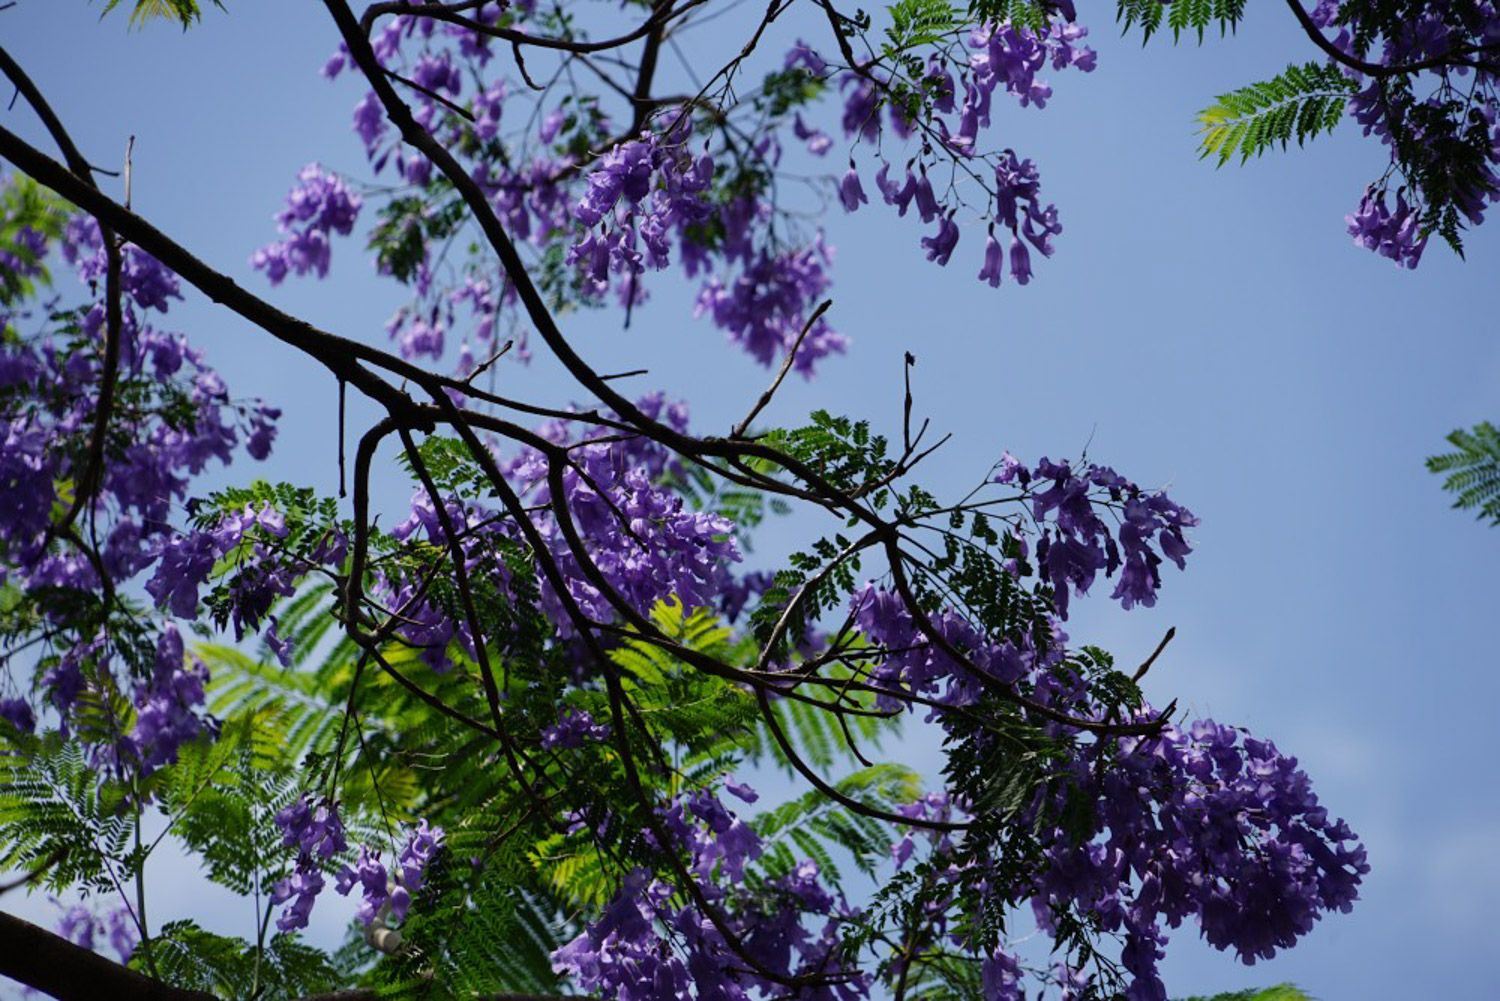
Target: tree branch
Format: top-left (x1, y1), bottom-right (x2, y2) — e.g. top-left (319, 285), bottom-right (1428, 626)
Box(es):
top-left (0, 909), bottom-right (216, 1001)
top-left (1282, 0), bottom-right (1500, 77)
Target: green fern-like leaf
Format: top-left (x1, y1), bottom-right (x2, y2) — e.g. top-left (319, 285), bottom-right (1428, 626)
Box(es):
top-left (1174, 984), bottom-right (1313, 1001)
top-left (1198, 62), bottom-right (1355, 165)
top-left (751, 763), bottom-right (920, 881)
top-left (1428, 421), bottom-right (1500, 524)
top-left (96, 0), bottom-right (225, 29)
top-left (1118, 0), bottom-right (1244, 43)
top-left (965, 0), bottom-right (1059, 32)
top-left (885, 0), bottom-right (963, 56)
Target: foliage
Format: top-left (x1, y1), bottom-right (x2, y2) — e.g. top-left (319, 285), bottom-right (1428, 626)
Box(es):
top-left (96, 0), bottom-right (225, 29)
top-left (0, 0), bottom-right (1430, 997)
top-left (1198, 62), bottom-right (1356, 165)
top-left (1176, 987), bottom-right (1312, 1001)
top-left (1117, 0), bottom-right (1247, 44)
top-left (1428, 421), bottom-right (1500, 524)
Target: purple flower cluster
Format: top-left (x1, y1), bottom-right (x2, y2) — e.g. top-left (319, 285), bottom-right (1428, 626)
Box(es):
top-left (0, 219), bottom-right (48, 290)
top-left (1014, 455), bottom-right (1198, 616)
top-left (851, 584), bottom-right (1054, 711)
top-left (878, 721), bottom-right (1364, 1000)
top-left (1319, 0), bottom-right (1500, 266)
top-left (369, 396), bottom-right (747, 664)
top-left (0, 697), bottom-right (36, 733)
top-left (1, 253), bottom-right (273, 590)
top-left (128, 625), bottom-right (212, 772)
top-left (477, 153), bottom-right (577, 251)
top-left (549, 116), bottom-right (847, 373)
top-left (663, 787), bottom-right (763, 883)
top-left (793, 13), bottom-right (1087, 291)
top-left (0, 193), bottom-right (280, 765)
top-left (567, 131), bottom-right (724, 291)
top-left (252, 164), bottom-right (363, 284)
top-left (1346, 187), bottom-right (1428, 268)
top-left (552, 772), bottom-right (864, 1001)
top-left (1026, 719), bottom-right (1368, 999)
top-left (334, 820), bottom-right (445, 925)
top-left (63, 217), bottom-right (181, 314)
top-left (144, 501), bottom-right (295, 639)
top-left (694, 232), bottom-right (848, 374)
top-left (516, 439), bottom-right (742, 627)
top-left (966, 18), bottom-right (1096, 115)
top-left (554, 842), bottom-right (862, 1001)
top-left (540, 707), bottom-right (611, 750)
top-left (299, 8), bottom-right (878, 378)
top-left (270, 794), bottom-right (349, 932)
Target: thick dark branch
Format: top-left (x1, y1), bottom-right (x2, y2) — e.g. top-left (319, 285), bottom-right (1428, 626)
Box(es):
top-left (628, 0), bottom-right (671, 134)
top-left (0, 47), bottom-right (93, 173)
top-left (295, 990), bottom-right (584, 1001)
top-left (0, 909), bottom-right (216, 1001)
top-left (1282, 0), bottom-right (1500, 77)
top-left (384, 67), bottom-right (475, 121)
top-left (0, 124), bottom-right (430, 427)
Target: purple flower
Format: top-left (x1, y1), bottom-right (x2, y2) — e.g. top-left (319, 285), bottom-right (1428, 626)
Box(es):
top-left (145, 532), bottom-right (219, 618)
top-left (785, 39), bottom-right (827, 75)
top-left (1346, 188), bottom-right (1428, 269)
top-left (694, 237), bottom-right (846, 374)
top-left (57, 905), bottom-right (96, 950)
top-left (105, 908), bottom-right (137, 963)
top-left (840, 76), bottom-right (880, 142)
top-left (921, 216), bottom-right (960, 266)
top-left (793, 114), bottom-right (833, 156)
top-left (913, 172), bottom-right (940, 223)
top-left (0, 697), bottom-right (35, 733)
top-left (981, 949), bottom-right (1025, 1001)
top-left (978, 233), bottom-right (1005, 286)
top-left (353, 92), bottom-right (387, 156)
top-left (271, 862), bottom-right (325, 932)
top-left (993, 450), bottom-right (1025, 484)
top-left (838, 165), bottom-right (869, 212)
top-left (575, 139), bottom-right (655, 227)
top-left (876, 164), bottom-right (917, 214)
top-left (265, 620), bottom-right (293, 667)
top-left (336, 845), bottom-right (391, 925)
top-left (724, 776), bottom-right (759, 803)
top-left (1009, 236), bottom-right (1032, 285)
top-left (275, 794), bottom-right (348, 860)
top-left (128, 626), bottom-right (212, 772)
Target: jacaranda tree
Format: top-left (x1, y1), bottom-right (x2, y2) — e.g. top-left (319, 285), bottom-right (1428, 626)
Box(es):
top-left (4, 0), bottom-right (1491, 997)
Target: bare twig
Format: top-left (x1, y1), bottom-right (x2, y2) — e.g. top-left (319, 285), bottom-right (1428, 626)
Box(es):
top-left (1132, 627), bottom-right (1176, 683)
top-left (733, 299), bottom-right (831, 438)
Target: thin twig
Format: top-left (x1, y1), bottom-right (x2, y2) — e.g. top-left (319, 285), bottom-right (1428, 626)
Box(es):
top-left (732, 299), bottom-right (831, 438)
top-left (1132, 626), bottom-right (1176, 683)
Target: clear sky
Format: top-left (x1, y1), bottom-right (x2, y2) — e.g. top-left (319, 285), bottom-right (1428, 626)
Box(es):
top-left (3, 1), bottom-right (1498, 998)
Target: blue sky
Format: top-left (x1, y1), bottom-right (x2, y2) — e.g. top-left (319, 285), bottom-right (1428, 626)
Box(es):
top-left (3, 1), bottom-right (1499, 998)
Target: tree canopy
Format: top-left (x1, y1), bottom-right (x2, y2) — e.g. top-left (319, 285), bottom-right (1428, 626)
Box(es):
top-left (2, 0), bottom-right (1491, 999)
